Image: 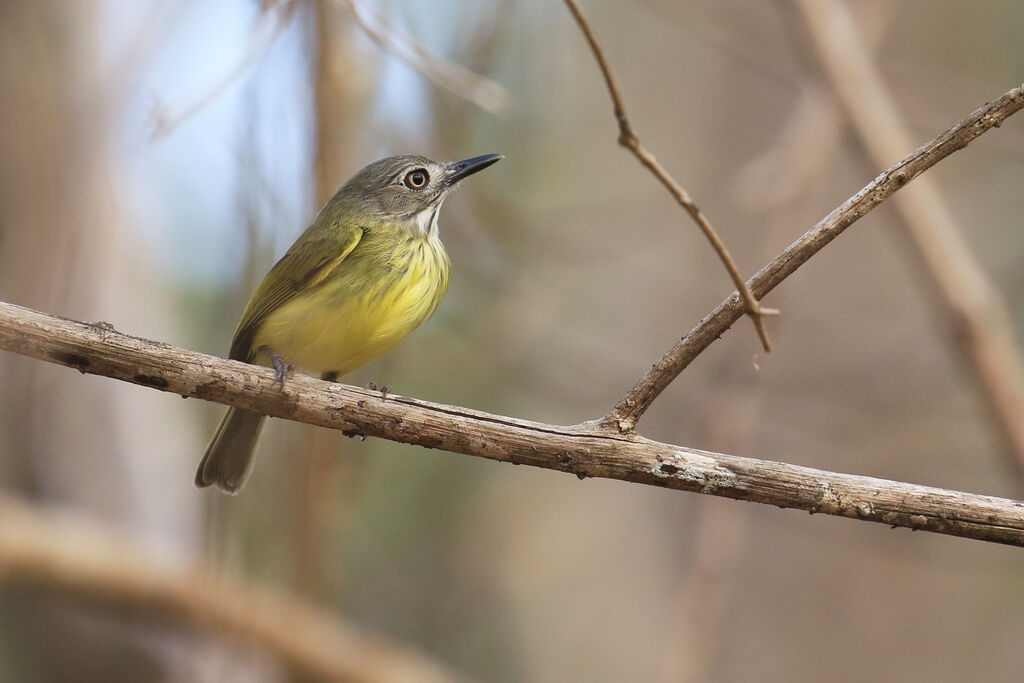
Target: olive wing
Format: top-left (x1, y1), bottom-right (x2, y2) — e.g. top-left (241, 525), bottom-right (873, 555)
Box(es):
top-left (229, 222), bottom-right (364, 361)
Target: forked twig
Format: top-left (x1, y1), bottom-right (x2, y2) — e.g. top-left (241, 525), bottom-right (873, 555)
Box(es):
top-left (1, 82), bottom-right (1022, 544)
top-left (561, 0), bottom-right (778, 355)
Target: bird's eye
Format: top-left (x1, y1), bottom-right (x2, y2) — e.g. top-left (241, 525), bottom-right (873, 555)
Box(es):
top-left (404, 169), bottom-right (429, 189)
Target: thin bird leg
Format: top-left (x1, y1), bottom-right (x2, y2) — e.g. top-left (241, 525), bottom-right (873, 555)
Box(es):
top-left (257, 345), bottom-right (294, 389)
top-left (366, 381), bottom-right (391, 400)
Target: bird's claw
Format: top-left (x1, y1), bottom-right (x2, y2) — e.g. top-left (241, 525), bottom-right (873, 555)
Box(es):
top-left (273, 361), bottom-right (294, 389)
top-left (259, 345), bottom-right (294, 389)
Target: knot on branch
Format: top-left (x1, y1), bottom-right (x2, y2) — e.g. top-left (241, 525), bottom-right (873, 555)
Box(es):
top-left (616, 121), bottom-right (638, 148)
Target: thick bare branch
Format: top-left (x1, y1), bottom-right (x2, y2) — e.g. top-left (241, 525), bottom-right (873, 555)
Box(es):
top-left (794, 0), bottom-right (1024, 484)
top-left (608, 83), bottom-right (1024, 431)
top-left (1, 302), bottom-right (1023, 546)
top-left (561, 0), bottom-right (777, 352)
top-left (0, 494), bottom-right (460, 683)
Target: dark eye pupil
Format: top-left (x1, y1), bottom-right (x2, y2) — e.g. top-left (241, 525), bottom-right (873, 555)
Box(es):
top-left (406, 170), bottom-right (428, 188)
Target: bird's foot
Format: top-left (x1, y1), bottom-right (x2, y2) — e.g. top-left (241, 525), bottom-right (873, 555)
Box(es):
top-left (258, 345), bottom-right (294, 389)
top-left (366, 381), bottom-right (391, 400)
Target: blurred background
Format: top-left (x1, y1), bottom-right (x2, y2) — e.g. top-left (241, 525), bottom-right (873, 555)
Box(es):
top-left (1, 0), bottom-right (1023, 681)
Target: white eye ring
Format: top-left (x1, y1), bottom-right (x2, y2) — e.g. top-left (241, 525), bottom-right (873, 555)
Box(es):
top-left (404, 169), bottom-right (429, 189)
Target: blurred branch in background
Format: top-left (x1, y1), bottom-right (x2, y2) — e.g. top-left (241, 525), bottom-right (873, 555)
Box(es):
top-left (0, 494), bottom-right (460, 683)
top-left (2, 299), bottom-right (1024, 546)
top-left (561, 0), bottom-right (778, 358)
top-left (794, 0), bottom-right (1024, 488)
top-left (333, 0), bottom-right (506, 113)
top-left (151, 0), bottom-right (300, 139)
top-left (663, 307), bottom-right (771, 683)
top-left (288, 0), bottom-right (366, 600)
top-left (665, 68), bottom-right (853, 675)
top-left (734, 85), bottom-right (843, 210)
top-left (151, 0), bottom-right (505, 141)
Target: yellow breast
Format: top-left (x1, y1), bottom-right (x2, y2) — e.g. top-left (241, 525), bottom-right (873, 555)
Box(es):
top-left (252, 231), bottom-right (450, 375)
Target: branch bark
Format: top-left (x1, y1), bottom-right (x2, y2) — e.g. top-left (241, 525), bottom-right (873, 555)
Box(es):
top-left (1, 301), bottom-right (1023, 546)
top-left (606, 83), bottom-right (1024, 431)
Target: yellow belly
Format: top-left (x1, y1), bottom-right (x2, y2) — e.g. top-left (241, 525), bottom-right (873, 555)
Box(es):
top-left (251, 236), bottom-right (449, 375)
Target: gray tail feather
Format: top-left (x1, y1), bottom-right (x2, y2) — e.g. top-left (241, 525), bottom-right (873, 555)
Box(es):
top-left (195, 407), bottom-right (265, 494)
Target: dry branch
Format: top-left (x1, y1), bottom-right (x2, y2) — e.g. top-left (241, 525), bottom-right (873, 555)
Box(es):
top-left (1, 301), bottom-right (1023, 546)
top-left (606, 83), bottom-right (1024, 431)
top-left (1, 85), bottom-right (1023, 546)
top-left (0, 494), bottom-right (459, 683)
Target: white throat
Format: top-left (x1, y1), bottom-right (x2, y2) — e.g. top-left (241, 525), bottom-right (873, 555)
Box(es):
top-left (410, 198), bottom-right (444, 236)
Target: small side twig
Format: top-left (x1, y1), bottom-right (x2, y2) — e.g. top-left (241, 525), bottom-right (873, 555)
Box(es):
top-left (561, 0), bottom-right (778, 355)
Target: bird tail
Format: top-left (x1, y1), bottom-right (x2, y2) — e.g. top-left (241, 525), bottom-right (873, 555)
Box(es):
top-left (195, 407), bottom-right (265, 494)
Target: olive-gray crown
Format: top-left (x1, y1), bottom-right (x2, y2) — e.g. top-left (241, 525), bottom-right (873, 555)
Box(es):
top-left (332, 153), bottom-right (502, 221)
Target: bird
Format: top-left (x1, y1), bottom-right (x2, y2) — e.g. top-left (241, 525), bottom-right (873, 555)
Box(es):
top-left (195, 153), bottom-right (502, 493)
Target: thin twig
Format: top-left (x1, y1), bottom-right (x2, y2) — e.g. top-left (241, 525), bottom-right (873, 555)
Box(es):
top-left (334, 0), bottom-right (506, 113)
top-left (794, 0), bottom-right (1024, 485)
top-left (151, 0), bottom-right (505, 140)
top-left (607, 83), bottom-right (1024, 431)
top-left (151, 1), bottom-right (297, 139)
top-left (2, 299), bottom-right (1024, 546)
top-left (0, 494), bottom-right (460, 683)
top-left (561, 0), bottom-right (778, 354)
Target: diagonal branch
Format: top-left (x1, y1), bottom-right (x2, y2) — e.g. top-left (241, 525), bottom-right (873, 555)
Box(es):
top-left (606, 83), bottom-right (1024, 432)
top-left (1, 300), bottom-right (1023, 546)
top-left (561, 0), bottom-right (778, 353)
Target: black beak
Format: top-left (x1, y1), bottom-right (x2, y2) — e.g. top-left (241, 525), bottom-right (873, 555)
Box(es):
top-left (447, 153), bottom-right (503, 185)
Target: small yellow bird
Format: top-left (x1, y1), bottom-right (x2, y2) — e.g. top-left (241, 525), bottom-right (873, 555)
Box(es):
top-left (196, 153), bottom-right (502, 493)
